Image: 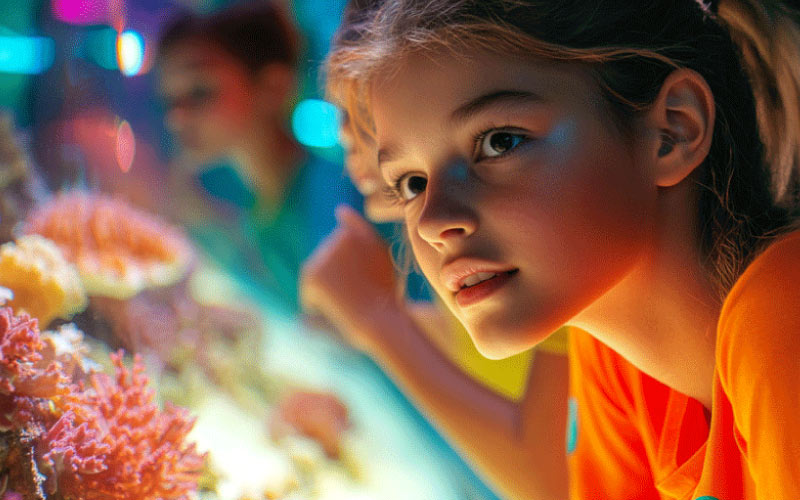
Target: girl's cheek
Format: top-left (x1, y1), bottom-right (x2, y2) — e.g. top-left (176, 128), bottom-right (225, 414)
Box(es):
top-left (543, 119), bottom-right (578, 150)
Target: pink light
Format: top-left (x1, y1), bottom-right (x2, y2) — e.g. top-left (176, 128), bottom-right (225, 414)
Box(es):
top-left (115, 120), bottom-right (135, 173)
top-left (52, 0), bottom-right (109, 25)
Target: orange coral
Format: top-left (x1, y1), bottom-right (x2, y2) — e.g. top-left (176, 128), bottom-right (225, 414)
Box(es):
top-left (0, 235), bottom-right (87, 327)
top-left (25, 192), bottom-right (193, 299)
top-left (37, 352), bottom-right (205, 500)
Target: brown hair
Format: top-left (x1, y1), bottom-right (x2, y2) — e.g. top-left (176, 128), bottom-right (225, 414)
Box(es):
top-left (158, 2), bottom-right (300, 74)
top-left (327, 0), bottom-right (800, 297)
top-left (326, 0), bottom-right (382, 151)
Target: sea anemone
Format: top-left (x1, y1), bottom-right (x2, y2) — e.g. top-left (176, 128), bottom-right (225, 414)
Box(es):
top-left (0, 235), bottom-right (87, 327)
top-left (25, 192), bottom-right (194, 300)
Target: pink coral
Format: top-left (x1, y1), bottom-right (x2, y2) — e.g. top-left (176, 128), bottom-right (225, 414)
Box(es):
top-left (38, 351), bottom-right (205, 500)
top-left (0, 307), bottom-right (69, 430)
top-left (0, 306), bottom-right (202, 499)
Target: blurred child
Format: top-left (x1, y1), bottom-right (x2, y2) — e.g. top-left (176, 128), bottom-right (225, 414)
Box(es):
top-left (157, 2), bottom-right (361, 316)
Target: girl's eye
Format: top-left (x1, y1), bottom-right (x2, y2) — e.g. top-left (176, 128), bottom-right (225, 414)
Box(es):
top-left (398, 174), bottom-right (427, 201)
top-left (479, 131), bottom-right (526, 158)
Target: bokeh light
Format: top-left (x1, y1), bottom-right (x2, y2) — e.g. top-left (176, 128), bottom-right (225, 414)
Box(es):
top-left (290, 99), bottom-right (340, 149)
top-left (52, 0), bottom-right (108, 25)
top-left (116, 29), bottom-right (145, 76)
top-left (0, 36), bottom-right (55, 75)
top-left (115, 119), bottom-right (136, 172)
top-left (84, 26), bottom-right (118, 70)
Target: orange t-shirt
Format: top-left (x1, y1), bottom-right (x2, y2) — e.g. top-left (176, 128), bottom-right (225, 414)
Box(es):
top-left (567, 231), bottom-right (800, 499)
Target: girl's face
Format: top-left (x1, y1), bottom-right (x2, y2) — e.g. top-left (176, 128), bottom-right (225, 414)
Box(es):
top-left (371, 49), bottom-right (659, 358)
top-left (160, 41), bottom-right (257, 163)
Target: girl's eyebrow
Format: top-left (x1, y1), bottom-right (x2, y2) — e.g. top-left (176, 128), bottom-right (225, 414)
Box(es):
top-left (377, 90), bottom-right (545, 169)
top-left (377, 145), bottom-right (397, 169)
top-left (450, 90), bottom-right (545, 124)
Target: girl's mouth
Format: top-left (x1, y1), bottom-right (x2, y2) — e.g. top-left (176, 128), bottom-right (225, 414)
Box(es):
top-left (455, 269), bottom-right (518, 307)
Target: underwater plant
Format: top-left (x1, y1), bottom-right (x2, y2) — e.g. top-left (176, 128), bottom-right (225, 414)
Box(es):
top-left (25, 192), bottom-right (193, 300)
top-left (0, 236), bottom-right (87, 328)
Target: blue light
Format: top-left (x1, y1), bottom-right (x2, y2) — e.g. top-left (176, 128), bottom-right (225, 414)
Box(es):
top-left (0, 36), bottom-right (55, 74)
top-left (117, 30), bottom-right (144, 77)
top-left (291, 99), bottom-right (341, 149)
top-left (84, 27), bottom-right (118, 70)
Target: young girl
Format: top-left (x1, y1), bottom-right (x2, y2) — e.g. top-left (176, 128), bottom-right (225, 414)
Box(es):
top-left (304, 0), bottom-right (569, 399)
top-left (301, 5), bottom-right (577, 497)
top-left (326, 0), bottom-right (800, 498)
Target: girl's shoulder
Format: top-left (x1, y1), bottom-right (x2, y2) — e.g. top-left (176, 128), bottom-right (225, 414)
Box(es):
top-left (720, 229), bottom-right (800, 320)
top-left (716, 229), bottom-right (800, 392)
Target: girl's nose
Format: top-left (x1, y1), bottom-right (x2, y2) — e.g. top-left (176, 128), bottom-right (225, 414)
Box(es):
top-left (416, 161), bottom-right (478, 251)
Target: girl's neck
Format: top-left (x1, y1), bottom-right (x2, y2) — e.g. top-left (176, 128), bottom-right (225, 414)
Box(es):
top-left (571, 183), bottom-right (720, 410)
top-left (234, 120), bottom-right (303, 208)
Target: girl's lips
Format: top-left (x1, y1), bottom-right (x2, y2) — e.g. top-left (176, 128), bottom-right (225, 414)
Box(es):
top-left (454, 270), bottom-right (517, 307)
top-left (441, 258), bottom-right (517, 292)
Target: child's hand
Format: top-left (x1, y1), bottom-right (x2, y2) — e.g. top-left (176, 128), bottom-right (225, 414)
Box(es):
top-left (300, 205), bottom-right (400, 355)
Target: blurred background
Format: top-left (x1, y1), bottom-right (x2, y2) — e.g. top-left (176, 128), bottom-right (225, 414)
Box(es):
top-left (0, 0), bottom-right (505, 499)
top-left (7, 0), bottom-right (345, 207)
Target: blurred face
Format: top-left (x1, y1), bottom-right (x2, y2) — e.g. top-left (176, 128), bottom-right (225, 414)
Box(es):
top-left (159, 40), bottom-right (257, 163)
top-left (339, 111), bottom-right (402, 222)
top-left (371, 49), bottom-right (658, 359)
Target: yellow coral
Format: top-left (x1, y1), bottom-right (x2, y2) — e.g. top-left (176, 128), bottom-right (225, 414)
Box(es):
top-left (0, 235), bottom-right (87, 327)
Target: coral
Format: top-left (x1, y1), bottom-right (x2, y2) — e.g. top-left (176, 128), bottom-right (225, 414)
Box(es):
top-left (88, 280), bottom-right (272, 412)
top-left (0, 307), bottom-right (69, 431)
top-left (92, 281), bottom-right (262, 358)
top-left (25, 192), bottom-right (194, 300)
top-left (0, 236), bottom-right (87, 327)
top-left (0, 306), bottom-right (203, 500)
top-left (38, 324), bottom-right (97, 385)
top-left (37, 352), bottom-right (205, 500)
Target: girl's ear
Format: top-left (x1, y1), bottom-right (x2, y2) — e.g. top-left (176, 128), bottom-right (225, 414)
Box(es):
top-left (644, 68), bottom-right (715, 187)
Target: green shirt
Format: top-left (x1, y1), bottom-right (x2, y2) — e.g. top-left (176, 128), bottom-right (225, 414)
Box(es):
top-left (189, 154), bottom-right (362, 317)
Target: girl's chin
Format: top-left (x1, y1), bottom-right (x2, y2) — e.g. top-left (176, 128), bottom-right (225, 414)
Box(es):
top-left (465, 316), bottom-right (557, 360)
top-left (467, 326), bottom-right (536, 360)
